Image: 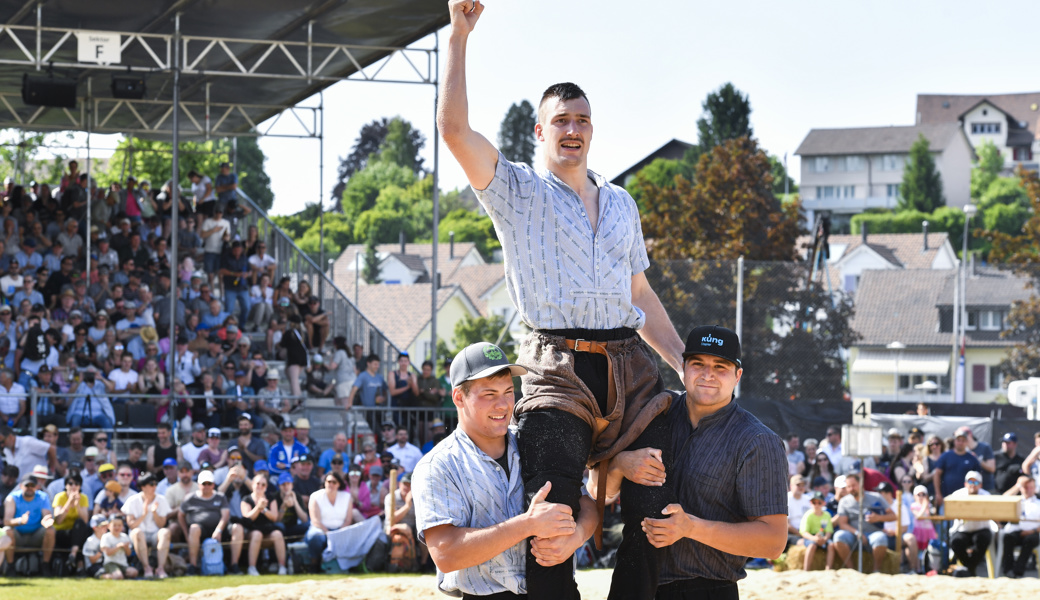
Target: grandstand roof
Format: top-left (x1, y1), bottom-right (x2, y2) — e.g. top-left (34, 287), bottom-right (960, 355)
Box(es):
top-left (0, 0), bottom-right (448, 138)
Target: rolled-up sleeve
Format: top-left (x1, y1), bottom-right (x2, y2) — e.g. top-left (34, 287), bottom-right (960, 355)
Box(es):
top-left (413, 457), bottom-right (468, 545)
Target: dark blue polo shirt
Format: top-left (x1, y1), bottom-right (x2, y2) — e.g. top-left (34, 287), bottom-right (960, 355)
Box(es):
top-left (659, 393), bottom-right (788, 584)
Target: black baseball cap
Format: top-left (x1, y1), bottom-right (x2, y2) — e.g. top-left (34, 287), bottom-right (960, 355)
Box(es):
top-left (449, 342), bottom-right (527, 388)
top-left (682, 325), bottom-right (741, 368)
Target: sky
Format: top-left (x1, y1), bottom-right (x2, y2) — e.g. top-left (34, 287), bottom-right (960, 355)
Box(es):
top-left (45, 1), bottom-right (1040, 216)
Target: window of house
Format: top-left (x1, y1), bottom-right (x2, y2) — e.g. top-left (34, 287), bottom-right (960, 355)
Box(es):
top-left (988, 367), bottom-right (1004, 391)
top-left (814, 157), bottom-right (830, 173)
top-left (880, 155), bottom-right (904, 171)
top-left (1013, 147), bottom-right (1033, 161)
top-left (844, 156), bottom-right (863, 172)
top-left (979, 310), bottom-right (1004, 331)
top-left (843, 275), bottom-right (859, 293)
top-left (965, 310), bottom-right (977, 330)
top-left (898, 374), bottom-right (946, 391)
top-left (886, 184), bottom-right (900, 198)
top-left (971, 122), bottom-right (1001, 134)
top-left (817, 186), bottom-right (834, 198)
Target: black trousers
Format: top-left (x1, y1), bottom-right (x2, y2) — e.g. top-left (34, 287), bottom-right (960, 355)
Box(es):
top-left (950, 529), bottom-right (992, 574)
top-left (608, 409), bottom-right (677, 600)
top-left (656, 579), bottom-right (739, 600)
top-left (1001, 529), bottom-right (1040, 576)
top-left (462, 593), bottom-right (526, 600)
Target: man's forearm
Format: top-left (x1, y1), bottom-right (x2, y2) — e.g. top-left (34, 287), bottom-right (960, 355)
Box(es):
top-left (438, 31), bottom-right (471, 143)
top-left (428, 512), bottom-right (534, 573)
top-left (633, 285), bottom-right (684, 376)
top-left (686, 514), bottom-right (787, 559)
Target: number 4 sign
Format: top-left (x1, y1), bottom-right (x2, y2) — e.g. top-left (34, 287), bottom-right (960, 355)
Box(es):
top-left (852, 397), bottom-right (872, 425)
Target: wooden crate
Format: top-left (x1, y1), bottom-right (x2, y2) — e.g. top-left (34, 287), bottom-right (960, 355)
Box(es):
top-left (944, 495), bottom-right (1021, 522)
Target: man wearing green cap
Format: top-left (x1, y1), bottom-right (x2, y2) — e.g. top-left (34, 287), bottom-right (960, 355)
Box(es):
top-left (414, 342), bottom-right (598, 598)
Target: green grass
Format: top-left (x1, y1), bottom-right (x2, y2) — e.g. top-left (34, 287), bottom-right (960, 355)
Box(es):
top-left (0, 573), bottom-right (422, 600)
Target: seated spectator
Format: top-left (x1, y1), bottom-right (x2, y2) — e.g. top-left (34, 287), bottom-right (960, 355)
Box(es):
top-left (353, 442), bottom-right (380, 478)
top-left (294, 418), bottom-right (321, 463)
top-left (247, 273), bottom-right (274, 333)
top-left (81, 514), bottom-right (109, 578)
top-left (291, 455), bottom-right (321, 507)
top-left (798, 491), bottom-right (835, 570)
top-left (257, 369), bottom-right (289, 427)
top-left (122, 472), bottom-right (172, 579)
top-left (95, 479), bottom-right (127, 518)
top-left (179, 469), bottom-right (245, 575)
top-left (51, 471), bottom-right (90, 569)
top-left (319, 432), bottom-right (349, 478)
top-left (387, 427), bottom-right (423, 475)
top-left (241, 473), bottom-right (288, 576)
top-left (910, 485), bottom-right (936, 555)
top-left (267, 420), bottom-right (306, 477)
top-left (385, 471), bottom-right (423, 568)
top-left (305, 355), bottom-right (333, 398)
top-left (948, 470), bottom-right (993, 577)
top-left (0, 464), bottom-right (19, 501)
top-left (216, 457), bottom-right (253, 516)
top-left (156, 458), bottom-right (179, 496)
top-left (274, 472), bottom-right (309, 542)
top-left (876, 481), bottom-right (919, 573)
top-left (197, 428), bottom-right (228, 470)
top-left (232, 413), bottom-right (267, 474)
top-left (0, 368), bottom-right (27, 429)
top-left (304, 471), bottom-right (358, 572)
top-left (66, 367), bottom-right (115, 432)
top-left (348, 465), bottom-right (382, 520)
top-left (1000, 476), bottom-right (1040, 578)
top-left (181, 423), bottom-right (208, 471)
top-left (832, 472), bottom-right (895, 572)
top-left (98, 515), bottom-right (137, 580)
top-left (164, 460), bottom-right (199, 543)
top-left (3, 472), bottom-right (56, 576)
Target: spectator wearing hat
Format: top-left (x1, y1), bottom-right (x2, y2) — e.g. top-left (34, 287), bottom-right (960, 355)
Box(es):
top-left (181, 423), bottom-right (209, 471)
top-left (907, 427), bottom-right (925, 446)
top-left (832, 472), bottom-right (895, 572)
top-left (179, 469), bottom-right (246, 576)
top-left (379, 418), bottom-right (398, 453)
top-left (294, 418), bottom-right (321, 463)
top-left (787, 474), bottom-right (812, 548)
top-left (81, 514), bottom-right (109, 578)
top-left (798, 491), bottom-right (835, 570)
top-left (257, 368), bottom-right (289, 427)
top-left (291, 454), bottom-right (321, 507)
top-left (414, 342), bottom-right (590, 595)
top-left (994, 432), bottom-right (1024, 494)
top-left (305, 353), bottom-right (334, 398)
top-left (947, 470), bottom-right (993, 577)
top-left (121, 472), bottom-right (172, 579)
top-left (422, 419), bottom-right (447, 454)
top-left (275, 471), bottom-right (309, 541)
top-left (933, 428), bottom-right (983, 508)
top-left (319, 432), bottom-right (350, 478)
top-left (198, 427), bottom-right (229, 470)
top-left (268, 421), bottom-right (307, 477)
top-left (4, 470), bottom-right (57, 575)
top-left (94, 464), bottom-right (135, 515)
top-left (999, 475), bottom-right (1040, 578)
top-left (1, 423), bottom-right (56, 481)
top-left (156, 458), bottom-right (179, 496)
top-left (216, 450), bottom-right (253, 515)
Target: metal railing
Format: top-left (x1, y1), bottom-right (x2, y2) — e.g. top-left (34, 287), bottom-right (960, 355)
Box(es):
top-left (231, 189), bottom-right (404, 378)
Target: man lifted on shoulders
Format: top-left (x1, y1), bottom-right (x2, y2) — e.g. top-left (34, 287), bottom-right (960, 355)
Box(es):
top-left (439, 2), bottom-right (685, 597)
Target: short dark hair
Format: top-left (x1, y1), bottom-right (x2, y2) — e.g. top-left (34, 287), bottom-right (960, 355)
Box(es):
top-left (129, 441), bottom-right (144, 451)
top-left (366, 354), bottom-right (381, 365)
top-left (65, 472), bottom-right (83, 487)
top-left (422, 360), bottom-right (433, 369)
top-left (540, 82), bottom-right (589, 113)
top-left (325, 471), bottom-right (345, 488)
top-left (157, 422), bottom-right (172, 432)
top-left (138, 472), bottom-right (157, 487)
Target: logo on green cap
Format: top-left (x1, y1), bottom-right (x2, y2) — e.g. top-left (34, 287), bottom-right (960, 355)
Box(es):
top-left (482, 345), bottom-right (503, 361)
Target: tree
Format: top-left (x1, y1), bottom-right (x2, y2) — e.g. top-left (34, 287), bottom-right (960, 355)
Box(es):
top-left (435, 314), bottom-right (516, 365)
top-left (497, 100), bottom-right (537, 165)
top-left (437, 209), bottom-right (501, 259)
top-left (375, 117), bottom-right (426, 176)
top-left (330, 118), bottom-right (389, 210)
top-left (235, 136), bottom-right (274, 212)
top-left (624, 157), bottom-right (694, 213)
top-left (696, 83), bottom-right (754, 155)
top-left (970, 139), bottom-right (1004, 200)
top-left (340, 160), bottom-right (417, 223)
top-left (0, 131), bottom-right (65, 184)
top-left (362, 233), bottom-right (382, 284)
top-left (640, 136), bottom-right (803, 262)
top-left (898, 135), bottom-right (944, 213)
top-left (984, 168), bottom-right (1040, 381)
top-left (769, 154), bottom-right (798, 196)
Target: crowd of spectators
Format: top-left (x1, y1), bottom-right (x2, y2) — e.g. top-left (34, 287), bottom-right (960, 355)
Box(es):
top-left (1, 413), bottom-right (451, 577)
top-left (784, 417), bottom-right (1040, 577)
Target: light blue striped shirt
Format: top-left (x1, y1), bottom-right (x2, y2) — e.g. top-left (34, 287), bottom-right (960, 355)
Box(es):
top-left (413, 427), bottom-right (525, 597)
top-left (475, 152), bottom-right (650, 330)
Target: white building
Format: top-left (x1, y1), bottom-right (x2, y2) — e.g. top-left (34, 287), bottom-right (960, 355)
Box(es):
top-left (916, 92), bottom-right (1040, 171)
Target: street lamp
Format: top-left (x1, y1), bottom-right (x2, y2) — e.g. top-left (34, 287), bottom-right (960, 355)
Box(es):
top-left (887, 341), bottom-right (905, 401)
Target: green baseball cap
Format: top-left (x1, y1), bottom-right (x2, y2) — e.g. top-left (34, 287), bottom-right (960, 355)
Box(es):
top-left (449, 342), bottom-right (527, 388)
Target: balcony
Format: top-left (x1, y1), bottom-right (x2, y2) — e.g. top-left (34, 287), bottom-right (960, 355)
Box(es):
top-left (802, 195), bottom-right (899, 214)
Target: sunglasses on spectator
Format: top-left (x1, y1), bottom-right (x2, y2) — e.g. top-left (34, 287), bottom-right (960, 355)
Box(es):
top-left (201, 481), bottom-right (214, 486)
top-left (966, 479), bottom-right (981, 485)
top-left (95, 437), bottom-right (108, 442)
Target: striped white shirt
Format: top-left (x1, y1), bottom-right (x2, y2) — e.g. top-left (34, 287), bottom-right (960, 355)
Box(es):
top-left (413, 428), bottom-right (525, 597)
top-left (475, 152), bottom-right (650, 330)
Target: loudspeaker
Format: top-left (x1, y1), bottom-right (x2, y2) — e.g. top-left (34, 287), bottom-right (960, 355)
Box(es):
top-left (21, 73), bottom-right (77, 108)
top-left (111, 74), bottom-right (146, 100)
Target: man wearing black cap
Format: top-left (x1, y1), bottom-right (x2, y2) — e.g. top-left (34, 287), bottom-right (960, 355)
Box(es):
top-left (414, 342), bottom-right (595, 598)
top-left (995, 432), bottom-right (1025, 494)
top-left (596, 325), bottom-right (788, 599)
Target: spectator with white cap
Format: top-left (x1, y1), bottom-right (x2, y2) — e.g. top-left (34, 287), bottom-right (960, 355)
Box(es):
top-left (1000, 475), bottom-right (1040, 578)
top-left (787, 474), bottom-right (812, 548)
top-left (294, 418), bottom-right (321, 463)
top-left (197, 427), bottom-right (229, 469)
top-left (959, 426), bottom-right (996, 492)
top-left (257, 368), bottom-right (289, 427)
top-left (179, 469), bottom-right (246, 576)
top-left (947, 470), bottom-right (993, 577)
